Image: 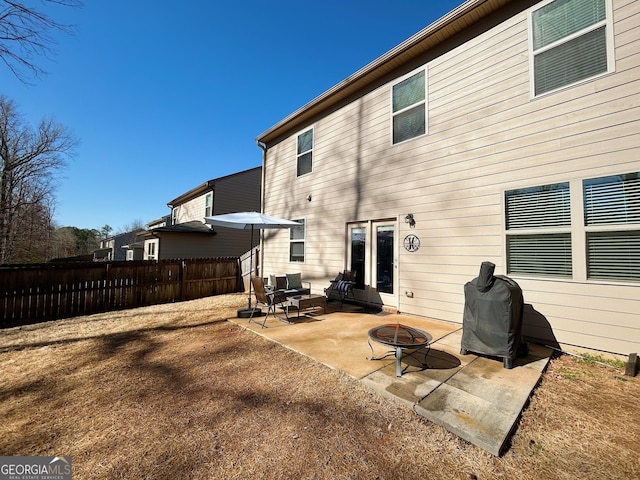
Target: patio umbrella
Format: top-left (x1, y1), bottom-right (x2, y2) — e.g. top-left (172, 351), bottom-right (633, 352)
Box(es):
top-left (204, 211), bottom-right (301, 316)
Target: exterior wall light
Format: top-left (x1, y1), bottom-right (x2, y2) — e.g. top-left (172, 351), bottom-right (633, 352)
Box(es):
top-left (405, 213), bottom-right (416, 228)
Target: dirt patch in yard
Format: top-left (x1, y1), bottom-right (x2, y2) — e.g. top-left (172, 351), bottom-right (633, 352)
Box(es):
top-left (1, 293), bottom-right (638, 479)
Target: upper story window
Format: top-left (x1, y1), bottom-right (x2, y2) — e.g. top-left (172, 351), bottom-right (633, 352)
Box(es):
top-left (171, 207), bottom-right (178, 225)
top-left (205, 193), bottom-right (212, 217)
top-left (530, 0), bottom-right (613, 96)
top-left (392, 68), bottom-right (426, 144)
top-left (297, 128), bottom-right (313, 177)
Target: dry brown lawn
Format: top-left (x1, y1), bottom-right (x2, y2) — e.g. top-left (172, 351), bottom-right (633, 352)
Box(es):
top-left (1, 293), bottom-right (638, 479)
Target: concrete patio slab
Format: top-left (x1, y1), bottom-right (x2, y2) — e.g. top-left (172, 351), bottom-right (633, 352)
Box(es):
top-left (230, 304), bottom-right (551, 456)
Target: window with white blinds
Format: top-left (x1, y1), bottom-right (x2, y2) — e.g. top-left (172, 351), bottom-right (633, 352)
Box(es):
top-left (505, 173), bottom-right (640, 282)
top-left (584, 173), bottom-right (640, 281)
top-left (530, 0), bottom-right (611, 96)
top-left (505, 183), bottom-right (572, 277)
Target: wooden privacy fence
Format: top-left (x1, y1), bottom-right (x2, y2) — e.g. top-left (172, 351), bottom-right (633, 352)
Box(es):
top-left (0, 257), bottom-right (243, 328)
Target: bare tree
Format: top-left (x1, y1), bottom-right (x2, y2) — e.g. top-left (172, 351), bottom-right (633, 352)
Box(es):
top-left (0, 0), bottom-right (82, 82)
top-left (116, 219), bottom-right (145, 235)
top-left (0, 95), bottom-right (77, 263)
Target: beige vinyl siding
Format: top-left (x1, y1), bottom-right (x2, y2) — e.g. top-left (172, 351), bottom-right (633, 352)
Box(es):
top-left (175, 195), bottom-right (210, 224)
top-left (262, 0), bottom-right (640, 355)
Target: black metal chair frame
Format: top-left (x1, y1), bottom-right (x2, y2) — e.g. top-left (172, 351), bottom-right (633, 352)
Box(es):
top-left (249, 277), bottom-right (290, 328)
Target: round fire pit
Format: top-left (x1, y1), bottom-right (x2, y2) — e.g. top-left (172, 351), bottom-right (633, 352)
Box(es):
top-left (367, 323), bottom-right (432, 377)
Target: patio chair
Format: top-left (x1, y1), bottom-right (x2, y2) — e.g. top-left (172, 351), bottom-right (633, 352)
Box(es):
top-left (249, 277), bottom-right (290, 328)
top-left (325, 270), bottom-right (357, 306)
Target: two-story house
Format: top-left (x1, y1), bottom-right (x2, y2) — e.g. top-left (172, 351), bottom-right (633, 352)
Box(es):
top-left (142, 166), bottom-right (262, 260)
top-left (255, 0), bottom-right (639, 356)
top-left (94, 229), bottom-right (146, 261)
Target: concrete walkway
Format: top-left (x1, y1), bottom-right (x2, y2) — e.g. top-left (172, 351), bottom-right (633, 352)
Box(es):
top-left (229, 303), bottom-right (551, 456)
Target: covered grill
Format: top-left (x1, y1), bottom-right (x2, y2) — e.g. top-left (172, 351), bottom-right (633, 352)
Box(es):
top-left (461, 261), bottom-right (527, 369)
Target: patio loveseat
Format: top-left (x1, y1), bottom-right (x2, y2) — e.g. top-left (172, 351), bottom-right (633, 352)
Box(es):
top-left (266, 273), bottom-right (311, 296)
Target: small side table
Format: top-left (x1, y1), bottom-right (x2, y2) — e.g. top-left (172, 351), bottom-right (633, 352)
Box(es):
top-left (367, 324), bottom-right (432, 377)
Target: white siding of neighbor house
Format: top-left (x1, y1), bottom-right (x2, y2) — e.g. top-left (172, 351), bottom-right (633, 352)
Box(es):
top-left (173, 193), bottom-right (210, 225)
top-left (261, 0), bottom-right (640, 355)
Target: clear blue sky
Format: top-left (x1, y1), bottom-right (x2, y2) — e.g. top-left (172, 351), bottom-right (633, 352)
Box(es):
top-left (3, 0), bottom-right (463, 232)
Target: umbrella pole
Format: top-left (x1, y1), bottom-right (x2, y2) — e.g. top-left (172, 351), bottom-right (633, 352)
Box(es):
top-left (238, 225), bottom-right (262, 318)
top-left (247, 225), bottom-right (253, 310)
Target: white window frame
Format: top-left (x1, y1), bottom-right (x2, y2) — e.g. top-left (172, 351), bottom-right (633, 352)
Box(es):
top-left (528, 0), bottom-right (615, 98)
top-left (504, 172), bottom-right (640, 284)
top-left (504, 182), bottom-right (573, 278)
top-left (289, 218), bottom-right (306, 263)
top-left (582, 173), bottom-right (640, 282)
top-left (171, 207), bottom-right (179, 225)
top-left (391, 66), bottom-right (427, 145)
top-left (147, 241), bottom-right (156, 260)
top-left (204, 193), bottom-right (212, 217)
top-left (296, 128), bottom-right (313, 177)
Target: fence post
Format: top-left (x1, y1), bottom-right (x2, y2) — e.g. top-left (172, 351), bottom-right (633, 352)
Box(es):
top-left (181, 260), bottom-right (187, 302)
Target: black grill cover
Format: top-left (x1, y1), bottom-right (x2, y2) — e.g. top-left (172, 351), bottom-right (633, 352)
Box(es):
top-left (461, 262), bottom-right (525, 368)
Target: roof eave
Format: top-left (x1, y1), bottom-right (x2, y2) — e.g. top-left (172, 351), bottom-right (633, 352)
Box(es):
top-left (256, 0), bottom-right (507, 145)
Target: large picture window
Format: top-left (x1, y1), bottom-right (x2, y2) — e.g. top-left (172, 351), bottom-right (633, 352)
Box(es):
top-left (583, 173), bottom-right (640, 281)
top-left (392, 68), bottom-right (426, 144)
top-left (530, 0), bottom-right (612, 96)
top-left (297, 129), bottom-right (313, 177)
top-left (505, 183), bottom-right (572, 277)
top-left (289, 219), bottom-right (305, 262)
top-left (506, 172), bottom-right (640, 283)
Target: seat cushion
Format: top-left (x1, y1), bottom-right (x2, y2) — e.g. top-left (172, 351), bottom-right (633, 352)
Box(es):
top-left (286, 273), bottom-right (303, 289)
top-left (336, 280), bottom-right (353, 293)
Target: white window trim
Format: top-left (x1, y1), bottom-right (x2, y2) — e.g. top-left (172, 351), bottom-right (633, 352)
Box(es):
top-left (503, 182), bottom-right (573, 279)
top-left (296, 127), bottom-right (314, 177)
top-left (390, 65), bottom-right (428, 145)
top-left (503, 175), bottom-right (640, 286)
top-left (289, 218), bottom-right (306, 263)
top-left (528, 0), bottom-right (615, 99)
top-left (204, 192), bottom-right (213, 217)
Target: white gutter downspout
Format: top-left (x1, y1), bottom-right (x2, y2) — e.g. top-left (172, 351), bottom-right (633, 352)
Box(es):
top-left (256, 140), bottom-right (268, 279)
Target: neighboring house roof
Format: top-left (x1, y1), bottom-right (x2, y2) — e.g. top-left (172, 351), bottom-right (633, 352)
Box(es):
top-left (122, 241), bottom-right (145, 249)
top-left (166, 166), bottom-right (261, 208)
top-left (146, 215), bottom-right (170, 229)
top-left (93, 248), bottom-right (111, 261)
top-left (256, 0), bottom-right (510, 145)
top-left (142, 220), bottom-right (217, 235)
